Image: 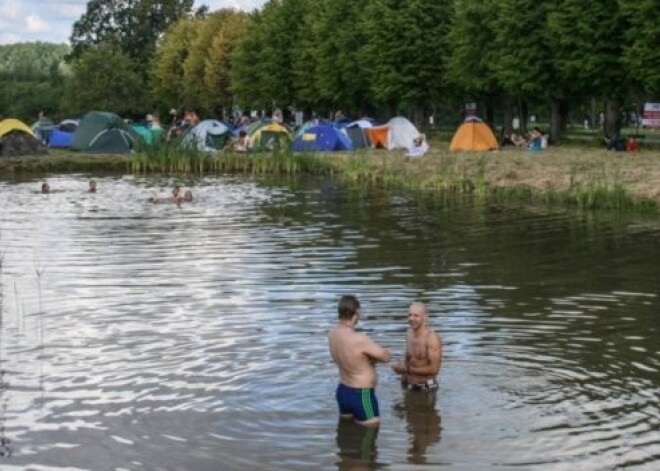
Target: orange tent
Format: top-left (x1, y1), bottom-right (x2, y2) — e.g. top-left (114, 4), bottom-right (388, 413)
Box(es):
top-left (364, 126), bottom-right (389, 148)
top-left (449, 119), bottom-right (498, 152)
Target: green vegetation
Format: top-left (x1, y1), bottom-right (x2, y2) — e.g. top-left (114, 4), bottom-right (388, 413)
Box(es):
top-left (5, 145), bottom-right (656, 214)
top-left (5, 0), bottom-right (660, 140)
top-left (0, 42), bottom-right (69, 120)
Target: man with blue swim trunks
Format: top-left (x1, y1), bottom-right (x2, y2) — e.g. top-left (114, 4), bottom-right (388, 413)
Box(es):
top-left (329, 295), bottom-right (391, 426)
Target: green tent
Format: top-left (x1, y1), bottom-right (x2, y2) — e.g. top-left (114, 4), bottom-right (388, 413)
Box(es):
top-left (71, 111), bottom-right (137, 154)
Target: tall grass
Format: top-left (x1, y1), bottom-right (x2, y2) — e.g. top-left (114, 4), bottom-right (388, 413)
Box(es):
top-left (128, 146), bottom-right (659, 213)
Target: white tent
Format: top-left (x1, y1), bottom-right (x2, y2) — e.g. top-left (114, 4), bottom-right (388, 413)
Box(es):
top-left (386, 116), bottom-right (421, 150)
top-left (181, 119), bottom-right (231, 152)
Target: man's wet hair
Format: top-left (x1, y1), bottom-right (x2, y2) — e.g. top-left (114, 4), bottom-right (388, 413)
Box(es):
top-left (338, 295), bottom-right (360, 320)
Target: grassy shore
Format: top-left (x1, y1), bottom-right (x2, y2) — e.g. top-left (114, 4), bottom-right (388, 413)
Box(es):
top-left (2, 143), bottom-right (659, 213)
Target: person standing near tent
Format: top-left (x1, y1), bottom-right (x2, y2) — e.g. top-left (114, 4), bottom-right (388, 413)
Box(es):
top-left (329, 295), bottom-right (391, 426)
top-left (391, 302), bottom-right (442, 393)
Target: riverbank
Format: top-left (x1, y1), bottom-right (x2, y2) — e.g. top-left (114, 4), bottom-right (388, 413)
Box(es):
top-left (2, 145), bottom-right (659, 212)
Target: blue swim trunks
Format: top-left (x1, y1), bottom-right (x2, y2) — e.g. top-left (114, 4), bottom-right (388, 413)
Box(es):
top-left (336, 383), bottom-right (379, 422)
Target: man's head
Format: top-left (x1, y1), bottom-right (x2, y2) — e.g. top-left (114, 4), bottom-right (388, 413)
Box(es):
top-left (183, 190), bottom-right (193, 202)
top-left (89, 180), bottom-right (97, 192)
top-left (41, 182), bottom-right (50, 194)
top-left (408, 301), bottom-right (428, 330)
top-left (338, 295), bottom-right (360, 321)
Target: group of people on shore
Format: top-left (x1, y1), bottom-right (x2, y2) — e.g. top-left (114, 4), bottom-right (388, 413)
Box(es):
top-left (329, 295), bottom-right (442, 427)
top-left (500, 127), bottom-right (548, 151)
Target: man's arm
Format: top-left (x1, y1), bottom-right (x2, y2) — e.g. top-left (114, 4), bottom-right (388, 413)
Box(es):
top-left (409, 332), bottom-right (442, 376)
top-left (363, 336), bottom-right (391, 363)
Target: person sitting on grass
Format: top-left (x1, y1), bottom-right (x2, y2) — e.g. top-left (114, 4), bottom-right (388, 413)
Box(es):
top-left (626, 136), bottom-right (640, 152)
top-left (406, 134), bottom-right (429, 158)
top-left (528, 127), bottom-right (544, 151)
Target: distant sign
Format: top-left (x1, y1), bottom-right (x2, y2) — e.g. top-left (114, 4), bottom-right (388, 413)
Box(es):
top-left (642, 103), bottom-right (660, 128)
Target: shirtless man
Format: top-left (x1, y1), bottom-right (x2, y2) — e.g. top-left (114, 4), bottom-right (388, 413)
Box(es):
top-left (328, 295), bottom-right (391, 426)
top-left (392, 302), bottom-right (442, 392)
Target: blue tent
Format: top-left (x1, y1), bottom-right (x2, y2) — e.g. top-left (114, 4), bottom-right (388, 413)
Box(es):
top-left (48, 129), bottom-right (74, 148)
top-left (292, 124), bottom-right (353, 152)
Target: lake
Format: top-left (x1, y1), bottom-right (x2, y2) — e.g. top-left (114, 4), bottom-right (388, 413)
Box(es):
top-left (0, 174), bottom-right (658, 470)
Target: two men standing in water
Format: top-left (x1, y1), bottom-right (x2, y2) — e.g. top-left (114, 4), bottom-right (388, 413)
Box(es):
top-left (328, 295), bottom-right (442, 426)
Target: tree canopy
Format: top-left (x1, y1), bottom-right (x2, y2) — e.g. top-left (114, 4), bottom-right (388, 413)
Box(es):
top-left (4, 0), bottom-right (659, 137)
top-left (69, 0), bottom-right (195, 67)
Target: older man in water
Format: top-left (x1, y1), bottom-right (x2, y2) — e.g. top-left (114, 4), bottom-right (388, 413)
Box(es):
top-left (392, 302), bottom-right (442, 392)
top-left (328, 295), bottom-right (391, 426)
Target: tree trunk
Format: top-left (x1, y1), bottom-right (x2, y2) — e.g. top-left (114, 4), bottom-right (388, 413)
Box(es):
top-left (483, 94), bottom-right (495, 128)
top-left (412, 106), bottom-right (425, 130)
top-left (517, 98), bottom-right (528, 134)
top-left (502, 95), bottom-right (513, 134)
top-left (605, 99), bottom-right (622, 138)
top-left (550, 99), bottom-right (569, 143)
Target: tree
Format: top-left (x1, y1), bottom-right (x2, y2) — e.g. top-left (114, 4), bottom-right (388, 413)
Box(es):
top-left (230, 11), bottom-right (267, 109)
top-left (203, 13), bottom-right (249, 115)
top-left (62, 43), bottom-right (146, 116)
top-left (149, 17), bottom-right (199, 110)
top-left (181, 9), bottom-right (237, 112)
top-left (362, 0), bottom-right (450, 122)
top-left (621, 0), bottom-right (660, 97)
top-left (311, 0), bottom-right (372, 117)
top-left (69, 0), bottom-right (195, 68)
top-left (547, 0), bottom-right (629, 139)
top-left (0, 42), bottom-right (69, 121)
top-left (446, 0), bottom-right (505, 127)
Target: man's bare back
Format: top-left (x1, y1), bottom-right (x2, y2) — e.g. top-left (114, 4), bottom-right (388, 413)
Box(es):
top-left (329, 325), bottom-right (389, 388)
top-left (329, 295), bottom-right (390, 426)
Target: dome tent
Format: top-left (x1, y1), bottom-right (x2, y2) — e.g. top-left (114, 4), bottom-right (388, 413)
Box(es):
top-left (0, 118), bottom-right (47, 156)
top-left (292, 124), bottom-right (353, 152)
top-left (180, 120), bottom-right (233, 152)
top-left (71, 111), bottom-right (137, 154)
top-left (449, 117), bottom-right (498, 152)
top-left (364, 116), bottom-right (420, 150)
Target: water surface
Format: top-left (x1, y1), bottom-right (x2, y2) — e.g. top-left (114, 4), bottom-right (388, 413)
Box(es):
top-left (0, 174), bottom-right (658, 470)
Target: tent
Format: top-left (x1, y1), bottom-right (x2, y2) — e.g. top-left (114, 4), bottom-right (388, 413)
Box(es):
top-left (364, 116), bottom-right (420, 150)
top-left (58, 119), bottom-right (79, 133)
top-left (180, 119), bottom-right (233, 152)
top-left (0, 118), bottom-right (47, 156)
top-left (0, 118), bottom-right (35, 138)
top-left (248, 122), bottom-right (292, 152)
top-left (71, 111), bottom-right (137, 154)
top-left (48, 129), bottom-right (74, 148)
top-left (131, 124), bottom-right (165, 147)
top-left (343, 119), bottom-right (374, 149)
top-left (449, 118), bottom-right (499, 152)
top-left (292, 124), bottom-right (353, 152)
top-left (48, 119), bottom-right (79, 149)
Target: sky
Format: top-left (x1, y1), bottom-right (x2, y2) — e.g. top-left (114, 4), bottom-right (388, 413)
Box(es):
top-left (0, 0), bottom-right (266, 45)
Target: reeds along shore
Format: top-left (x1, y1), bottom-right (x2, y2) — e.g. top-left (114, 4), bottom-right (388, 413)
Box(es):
top-left (2, 144), bottom-right (659, 213)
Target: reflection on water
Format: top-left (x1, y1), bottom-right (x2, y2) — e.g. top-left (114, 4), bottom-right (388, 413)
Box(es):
top-left (336, 419), bottom-right (379, 471)
top-left (393, 390), bottom-right (441, 465)
top-left (0, 174), bottom-right (658, 470)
